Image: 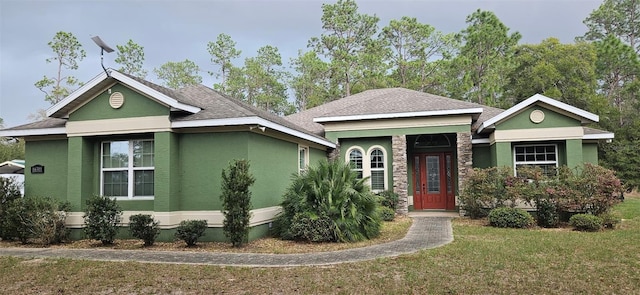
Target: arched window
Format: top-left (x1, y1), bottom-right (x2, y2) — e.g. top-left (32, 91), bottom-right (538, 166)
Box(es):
top-left (370, 148), bottom-right (385, 191)
top-left (348, 149), bottom-right (363, 179)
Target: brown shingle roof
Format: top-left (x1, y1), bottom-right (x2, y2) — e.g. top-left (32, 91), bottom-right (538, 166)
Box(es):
top-left (583, 127), bottom-right (613, 135)
top-left (170, 85), bottom-right (329, 142)
top-left (1, 118), bottom-right (66, 131)
top-left (286, 88), bottom-right (505, 135)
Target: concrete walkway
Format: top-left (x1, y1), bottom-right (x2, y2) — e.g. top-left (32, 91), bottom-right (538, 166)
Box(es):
top-left (0, 217), bottom-right (453, 267)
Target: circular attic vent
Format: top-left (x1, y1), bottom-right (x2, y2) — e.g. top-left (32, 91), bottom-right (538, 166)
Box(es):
top-left (109, 92), bottom-right (124, 109)
top-left (529, 110), bottom-right (545, 124)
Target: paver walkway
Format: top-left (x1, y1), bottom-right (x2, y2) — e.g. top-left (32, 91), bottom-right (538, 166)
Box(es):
top-left (0, 217), bottom-right (453, 267)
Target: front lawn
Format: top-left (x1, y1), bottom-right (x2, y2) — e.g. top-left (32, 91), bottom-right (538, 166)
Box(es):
top-left (1, 197), bottom-right (639, 294)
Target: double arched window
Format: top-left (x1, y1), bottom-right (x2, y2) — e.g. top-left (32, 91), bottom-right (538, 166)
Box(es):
top-left (346, 146), bottom-right (387, 191)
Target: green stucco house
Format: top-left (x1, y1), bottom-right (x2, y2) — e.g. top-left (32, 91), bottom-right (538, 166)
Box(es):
top-left (0, 70), bottom-right (613, 241)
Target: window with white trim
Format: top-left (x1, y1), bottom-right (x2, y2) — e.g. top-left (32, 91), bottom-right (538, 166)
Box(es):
top-left (101, 140), bottom-right (154, 199)
top-left (514, 144), bottom-right (557, 176)
top-left (299, 146), bottom-right (309, 174)
top-left (348, 149), bottom-right (364, 179)
top-left (370, 148), bottom-right (385, 191)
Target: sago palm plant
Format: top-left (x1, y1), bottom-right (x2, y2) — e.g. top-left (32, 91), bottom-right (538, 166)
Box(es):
top-left (273, 160), bottom-right (381, 242)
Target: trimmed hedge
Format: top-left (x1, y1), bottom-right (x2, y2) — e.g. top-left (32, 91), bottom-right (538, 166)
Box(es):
top-left (569, 214), bottom-right (602, 232)
top-left (488, 207), bottom-right (534, 228)
top-left (175, 220), bottom-right (207, 246)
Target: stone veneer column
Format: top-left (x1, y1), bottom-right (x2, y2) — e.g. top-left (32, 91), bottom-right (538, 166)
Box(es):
top-left (327, 141), bottom-right (340, 162)
top-left (456, 132), bottom-right (473, 215)
top-left (392, 135), bottom-right (408, 215)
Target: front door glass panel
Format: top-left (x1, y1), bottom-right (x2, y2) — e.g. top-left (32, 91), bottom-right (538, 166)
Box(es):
top-left (426, 155), bottom-right (440, 193)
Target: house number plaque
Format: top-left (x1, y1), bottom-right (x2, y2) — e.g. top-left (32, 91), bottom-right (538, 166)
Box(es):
top-left (30, 165), bottom-right (45, 174)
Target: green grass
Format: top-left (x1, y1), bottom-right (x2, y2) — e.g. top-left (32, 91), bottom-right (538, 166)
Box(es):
top-left (1, 200), bottom-right (639, 294)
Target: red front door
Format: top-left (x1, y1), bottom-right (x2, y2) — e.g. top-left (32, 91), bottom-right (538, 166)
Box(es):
top-left (413, 153), bottom-right (455, 210)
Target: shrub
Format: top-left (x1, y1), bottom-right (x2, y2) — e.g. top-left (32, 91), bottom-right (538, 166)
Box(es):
top-left (553, 164), bottom-right (623, 215)
top-left (378, 206), bottom-right (396, 221)
top-left (273, 160), bottom-right (381, 243)
top-left (535, 198), bottom-right (560, 228)
top-left (0, 177), bottom-right (22, 240)
top-left (598, 211), bottom-right (621, 229)
top-left (129, 214), bottom-right (160, 246)
top-left (220, 159), bottom-right (255, 248)
top-left (488, 207), bottom-right (534, 229)
top-left (461, 164), bottom-right (623, 223)
top-left (288, 213), bottom-right (336, 242)
top-left (569, 214), bottom-right (603, 232)
top-left (175, 219), bottom-right (207, 246)
top-left (2, 197), bottom-right (69, 245)
top-left (459, 167), bottom-right (518, 218)
top-left (377, 190), bottom-right (399, 210)
top-left (83, 196), bottom-right (122, 245)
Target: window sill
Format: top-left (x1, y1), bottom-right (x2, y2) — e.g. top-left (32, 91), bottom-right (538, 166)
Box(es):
top-left (111, 196), bottom-right (155, 201)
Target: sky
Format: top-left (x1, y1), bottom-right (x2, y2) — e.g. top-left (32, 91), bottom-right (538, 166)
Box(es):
top-left (0, 0), bottom-right (603, 128)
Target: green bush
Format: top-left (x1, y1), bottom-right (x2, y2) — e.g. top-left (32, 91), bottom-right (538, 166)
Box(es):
top-left (175, 219), bottom-right (207, 246)
top-left (2, 197), bottom-right (69, 245)
top-left (569, 214), bottom-right (603, 232)
top-left (535, 198), bottom-right (560, 228)
top-left (220, 159), bottom-right (255, 248)
top-left (0, 177), bottom-right (22, 240)
top-left (597, 211), bottom-right (621, 229)
top-left (129, 214), bottom-right (160, 246)
top-left (377, 190), bottom-right (399, 210)
top-left (83, 196), bottom-right (122, 245)
top-left (273, 160), bottom-right (381, 243)
top-left (459, 167), bottom-right (516, 218)
top-left (461, 165), bottom-right (623, 225)
top-left (488, 207), bottom-right (534, 229)
top-left (288, 213), bottom-right (336, 242)
top-left (378, 206), bottom-right (396, 221)
top-left (562, 164), bottom-right (623, 215)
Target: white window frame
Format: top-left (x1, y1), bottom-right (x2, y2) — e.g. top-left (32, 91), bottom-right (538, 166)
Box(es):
top-left (100, 139), bottom-right (155, 200)
top-left (513, 143), bottom-right (558, 176)
top-left (346, 146), bottom-right (365, 180)
top-left (367, 146), bottom-right (388, 192)
top-left (298, 145), bottom-right (309, 174)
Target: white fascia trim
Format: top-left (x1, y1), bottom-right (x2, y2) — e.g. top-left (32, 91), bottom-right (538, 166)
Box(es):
top-left (45, 70), bottom-right (201, 118)
top-left (110, 71), bottom-right (201, 114)
top-left (171, 116), bottom-right (336, 148)
top-left (313, 108), bottom-right (484, 123)
top-left (478, 94), bottom-right (600, 133)
top-left (471, 138), bottom-right (491, 144)
top-left (0, 127), bottom-right (66, 137)
top-left (46, 71), bottom-right (110, 117)
top-left (583, 132), bottom-right (614, 140)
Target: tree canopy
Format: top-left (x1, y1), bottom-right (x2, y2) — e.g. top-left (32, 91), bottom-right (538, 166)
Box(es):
top-left (34, 31), bottom-right (86, 104)
top-left (115, 39), bottom-right (147, 78)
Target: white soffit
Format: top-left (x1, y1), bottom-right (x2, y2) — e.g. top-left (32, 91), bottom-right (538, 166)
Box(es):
top-left (313, 108), bottom-right (484, 123)
top-left (172, 117), bottom-right (336, 148)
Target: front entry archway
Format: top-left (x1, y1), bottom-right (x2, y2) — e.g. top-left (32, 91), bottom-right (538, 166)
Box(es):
top-left (413, 152), bottom-right (455, 210)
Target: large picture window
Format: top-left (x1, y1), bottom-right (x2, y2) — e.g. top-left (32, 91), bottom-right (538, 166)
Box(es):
top-left (514, 144), bottom-right (557, 176)
top-left (101, 140), bottom-right (154, 199)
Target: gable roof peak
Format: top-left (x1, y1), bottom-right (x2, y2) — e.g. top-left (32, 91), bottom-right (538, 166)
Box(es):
top-left (46, 69), bottom-right (201, 118)
top-left (477, 93), bottom-right (599, 133)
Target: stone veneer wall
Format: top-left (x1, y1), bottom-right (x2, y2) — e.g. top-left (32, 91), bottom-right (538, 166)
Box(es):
top-left (456, 132), bottom-right (473, 212)
top-left (392, 135), bottom-right (408, 215)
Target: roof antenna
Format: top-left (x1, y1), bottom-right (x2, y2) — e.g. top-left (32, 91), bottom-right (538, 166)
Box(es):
top-left (91, 36), bottom-right (114, 76)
